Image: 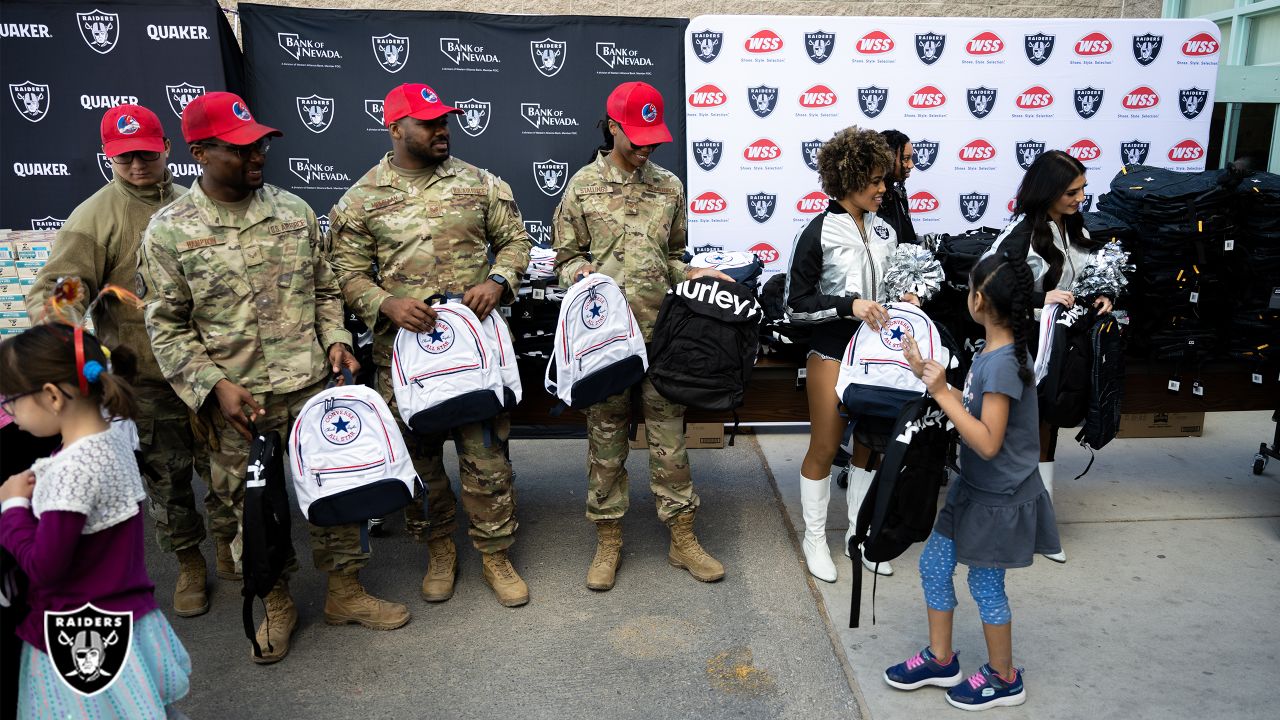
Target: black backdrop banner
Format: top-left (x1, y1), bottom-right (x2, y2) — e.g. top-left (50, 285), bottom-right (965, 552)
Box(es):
top-left (0, 0), bottom-right (241, 230)
top-left (238, 5), bottom-right (688, 242)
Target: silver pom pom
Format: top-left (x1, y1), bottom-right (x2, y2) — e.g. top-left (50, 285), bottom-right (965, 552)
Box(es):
top-left (880, 244), bottom-right (944, 303)
top-left (1072, 240), bottom-right (1133, 299)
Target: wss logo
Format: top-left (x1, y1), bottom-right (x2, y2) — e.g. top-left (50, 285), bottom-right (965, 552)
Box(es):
top-left (966, 32), bottom-right (1004, 55)
top-left (524, 220), bottom-right (551, 247)
top-left (689, 191), bottom-right (727, 214)
top-left (454, 99), bottom-right (491, 137)
top-left (915, 32), bottom-right (945, 65)
top-left (805, 31), bottom-right (835, 63)
top-left (45, 604), bottom-right (132, 697)
top-left (1179, 88), bottom-right (1208, 119)
top-left (687, 84), bottom-right (726, 107)
top-left (747, 85), bottom-right (778, 118)
top-left (531, 38), bottom-right (567, 77)
top-left (908, 191), bottom-right (939, 213)
top-left (966, 87), bottom-right (997, 118)
top-left (911, 139), bottom-right (939, 171)
top-left (742, 138), bottom-right (781, 162)
top-left (798, 85), bottom-right (837, 108)
top-left (1015, 140), bottom-right (1046, 170)
top-left (364, 99), bottom-right (384, 125)
top-left (77, 10), bottom-right (119, 55)
top-left (1168, 138), bottom-right (1204, 162)
top-left (856, 30), bottom-right (894, 54)
top-left (1015, 85), bottom-right (1054, 109)
top-left (1133, 33), bottom-right (1163, 65)
top-left (857, 86), bottom-right (888, 118)
top-left (692, 139), bottom-right (723, 171)
top-left (532, 159), bottom-right (568, 196)
top-left (1066, 138), bottom-right (1102, 162)
top-left (959, 192), bottom-right (990, 222)
top-left (1075, 32), bottom-right (1113, 55)
top-left (801, 139), bottom-right (823, 171)
top-left (9, 81), bottom-right (50, 122)
top-left (371, 34), bottom-right (409, 73)
top-left (1024, 33), bottom-right (1055, 65)
top-left (691, 29), bottom-right (723, 63)
top-left (747, 192), bottom-right (777, 223)
top-left (1073, 87), bottom-right (1104, 118)
top-left (1120, 140), bottom-right (1150, 166)
top-left (744, 29), bottom-right (783, 53)
top-left (1182, 33), bottom-right (1219, 56)
top-left (796, 191), bottom-right (829, 213)
top-left (296, 95), bottom-right (334, 133)
top-left (1122, 86), bottom-right (1160, 110)
top-left (165, 83), bottom-right (204, 118)
top-left (749, 242), bottom-right (780, 265)
top-left (958, 139), bottom-right (996, 162)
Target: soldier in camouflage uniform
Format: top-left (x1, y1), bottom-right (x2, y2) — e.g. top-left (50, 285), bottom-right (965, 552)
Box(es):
top-left (138, 93), bottom-right (410, 665)
top-left (25, 104), bottom-right (217, 619)
top-left (553, 82), bottom-right (731, 591)
top-left (328, 83), bottom-right (532, 608)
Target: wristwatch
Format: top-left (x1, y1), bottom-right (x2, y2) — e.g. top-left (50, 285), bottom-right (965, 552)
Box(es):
top-left (488, 273), bottom-right (508, 288)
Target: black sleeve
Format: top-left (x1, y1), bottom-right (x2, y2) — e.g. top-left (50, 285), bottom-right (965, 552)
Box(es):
top-left (785, 215), bottom-right (856, 324)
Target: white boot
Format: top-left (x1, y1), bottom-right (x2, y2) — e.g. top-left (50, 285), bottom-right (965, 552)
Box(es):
top-left (800, 475), bottom-right (837, 582)
top-left (1040, 462), bottom-right (1066, 563)
top-left (844, 467), bottom-right (893, 576)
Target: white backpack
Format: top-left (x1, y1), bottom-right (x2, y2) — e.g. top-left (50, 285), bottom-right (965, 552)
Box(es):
top-left (836, 302), bottom-right (951, 416)
top-left (544, 273), bottom-right (648, 410)
top-left (288, 379), bottom-right (418, 526)
top-left (392, 299), bottom-right (506, 434)
top-left (480, 311), bottom-right (522, 410)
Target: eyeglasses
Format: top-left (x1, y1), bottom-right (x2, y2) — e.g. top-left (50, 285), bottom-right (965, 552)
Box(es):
top-left (110, 150), bottom-right (163, 165)
top-left (0, 390), bottom-right (39, 414)
top-left (199, 138), bottom-right (271, 160)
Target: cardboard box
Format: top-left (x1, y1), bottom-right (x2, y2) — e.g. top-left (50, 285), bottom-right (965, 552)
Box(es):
top-left (0, 261), bottom-right (16, 279)
top-left (1116, 412), bottom-right (1205, 439)
top-left (629, 422), bottom-right (726, 450)
top-left (0, 314), bottom-right (32, 330)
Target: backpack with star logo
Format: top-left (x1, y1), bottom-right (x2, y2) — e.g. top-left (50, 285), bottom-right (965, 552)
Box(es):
top-left (544, 273), bottom-right (648, 410)
top-left (288, 371), bottom-right (419, 526)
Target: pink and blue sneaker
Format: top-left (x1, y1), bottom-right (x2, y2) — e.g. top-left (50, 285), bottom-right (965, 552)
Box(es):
top-left (945, 664), bottom-right (1026, 711)
top-left (883, 647), bottom-right (963, 690)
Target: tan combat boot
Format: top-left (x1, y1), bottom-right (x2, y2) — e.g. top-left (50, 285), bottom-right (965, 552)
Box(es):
top-left (324, 571), bottom-right (411, 630)
top-left (667, 512), bottom-right (725, 582)
top-left (173, 546), bottom-right (209, 617)
top-left (586, 520), bottom-right (623, 591)
top-left (481, 550), bottom-right (529, 607)
top-left (420, 536), bottom-right (457, 602)
top-left (251, 584), bottom-right (297, 665)
top-left (215, 539), bottom-right (241, 581)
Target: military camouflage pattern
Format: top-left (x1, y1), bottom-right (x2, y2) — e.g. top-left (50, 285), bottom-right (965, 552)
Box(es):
top-left (585, 378), bottom-right (698, 523)
top-left (138, 181), bottom-right (352, 411)
top-left (328, 153), bottom-right (531, 366)
top-left (135, 380), bottom-right (213, 553)
top-left (552, 153), bottom-right (689, 342)
top-left (375, 368), bottom-right (516, 553)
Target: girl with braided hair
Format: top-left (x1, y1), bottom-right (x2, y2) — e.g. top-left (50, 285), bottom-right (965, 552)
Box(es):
top-left (886, 252), bottom-right (1060, 711)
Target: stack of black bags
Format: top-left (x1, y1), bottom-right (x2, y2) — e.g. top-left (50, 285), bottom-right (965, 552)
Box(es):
top-left (508, 245), bottom-right (562, 360)
top-left (1228, 171), bottom-right (1280, 379)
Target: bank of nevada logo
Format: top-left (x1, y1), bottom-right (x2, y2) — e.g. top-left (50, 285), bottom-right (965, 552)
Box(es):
top-left (364, 99), bottom-right (384, 125)
top-left (454, 98), bottom-right (491, 137)
top-left (691, 29), bottom-right (723, 63)
top-left (165, 83), bottom-right (204, 118)
top-left (372, 33), bottom-right (409, 73)
top-left (959, 192), bottom-right (990, 223)
top-left (915, 32), bottom-right (945, 65)
top-left (746, 192), bottom-right (777, 223)
top-left (296, 95), bottom-right (334, 133)
top-left (77, 9), bottom-right (119, 54)
top-left (858, 86), bottom-right (888, 118)
top-left (911, 139), bottom-right (939, 171)
top-left (531, 38), bottom-right (567, 77)
top-left (1024, 32), bottom-right (1054, 65)
top-left (1132, 33), bottom-right (1163, 65)
top-left (747, 85), bottom-right (778, 118)
top-left (524, 219), bottom-right (551, 247)
top-left (532, 159), bottom-right (568, 196)
top-left (805, 30), bottom-right (835, 63)
top-left (692, 139), bottom-right (723, 171)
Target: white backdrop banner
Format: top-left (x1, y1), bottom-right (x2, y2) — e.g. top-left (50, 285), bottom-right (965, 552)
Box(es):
top-left (683, 15), bottom-right (1221, 277)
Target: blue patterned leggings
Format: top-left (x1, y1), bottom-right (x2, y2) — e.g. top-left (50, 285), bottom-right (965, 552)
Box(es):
top-left (919, 531), bottom-right (1011, 625)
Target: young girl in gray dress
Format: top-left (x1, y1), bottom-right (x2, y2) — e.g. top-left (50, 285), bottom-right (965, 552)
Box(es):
top-left (885, 251), bottom-right (1061, 711)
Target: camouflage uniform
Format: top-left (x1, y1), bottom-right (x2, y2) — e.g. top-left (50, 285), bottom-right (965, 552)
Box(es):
top-left (138, 180), bottom-right (365, 574)
top-left (328, 153), bottom-right (530, 552)
top-left (25, 174), bottom-right (214, 554)
top-left (552, 153), bottom-right (698, 523)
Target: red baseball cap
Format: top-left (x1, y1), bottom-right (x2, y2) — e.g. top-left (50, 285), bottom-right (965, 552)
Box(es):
top-left (180, 91), bottom-right (281, 144)
top-left (383, 83), bottom-right (460, 126)
top-left (606, 82), bottom-right (671, 147)
top-left (100, 104), bottom-right (166, 157)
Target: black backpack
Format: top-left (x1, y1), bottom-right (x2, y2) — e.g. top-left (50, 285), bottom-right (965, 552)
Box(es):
top-left (240, 425), bottom-right (294, 660)
top-left (759, 273), bottom-right (788, 323)
top-left (648, 277), bottom-right (763, 412)
top-left (1037, 303), bottom-right (1101, 429)
top-left (936, 227), bottom-right (1001, 288)
top-left (848, 395), bottom-right (951, 628)
top-left (1075, 314), bottom-right (1126, 452)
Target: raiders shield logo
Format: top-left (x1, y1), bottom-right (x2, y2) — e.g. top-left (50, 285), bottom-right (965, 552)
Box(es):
top-left (1073, 87), bottom-right (1104, 119)
top-left (9, 81), bottom-right (50, 123)
top-left (165, 83), bottom-right (205, 118)
top-left (857, 86), bottom-right (888, 118)
top-left (801, 139), bottom-right (823, 172)
top-left (1015, 139), bottom-right (1046, 170)
top-left (693, 244), bottom-right (725, 254)
top-left (747, 85), bottom-right (778, 118)
top-left (96, 153), bottom-right (112, 182)
top-left (454, 99), bottom-right (491, 138)
top-left (747, 192), bottom-right (777, 224)
top-left (915, 32), bottom-right (945, 65)
top-left (1120, 140), bottom-right (1151, 166)
top-left (966, 87), bottom-right (997, 119)
top-left (45, 604), bottom-right (132, 697)
top-left (296, 95), bottom-right (334, 134)
top-left (912, 139), bottom-right (939, 171)
top-left (364, 99), bottom-right (384, 126)
top-left (692, 139), bottom-right (723, 171)
top-left (1179, 88), bottom-right (1208, 120)
top-left (372, 34), bottom-right (410, 73)
top-left (77, 10), bottom-right (120, 55)
top-left (30, 216), bottom-right (65, 231)
top-left (1132, 33), bottom-right (1163, 66)
top-left (532, 159), bottom-right (568, 196)
top-left (530, 38), bottom-right (567, 77)
top-left (805, 31), bottom-right (836, 64)
top-left (959, 192), bottom-right (990, 223)
top-left (524, 220), bottom-right (551, 247)
top-left (1024, 32), bottom-right (1055, 65)
top-left (1080, 194), bottom-right (1094, 212)
top-left (691, 30), bottom-right (723, 63)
